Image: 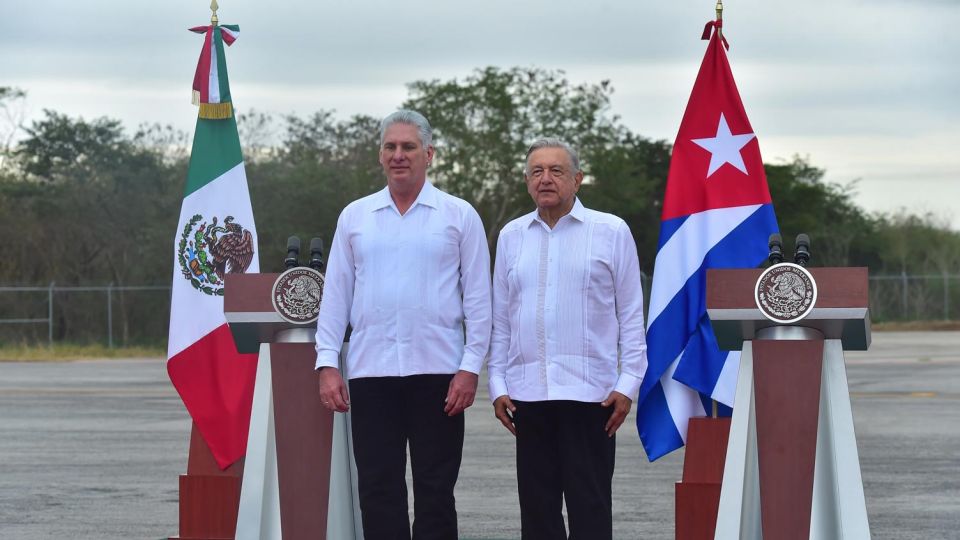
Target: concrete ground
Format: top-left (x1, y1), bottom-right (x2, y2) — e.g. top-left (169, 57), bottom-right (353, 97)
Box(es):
top-left (0, 331), bottom-right (957, 539)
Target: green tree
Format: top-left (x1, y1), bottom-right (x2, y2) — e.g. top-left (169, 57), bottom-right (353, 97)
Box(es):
top-left (2, 111), bottom-right (185, 342)
top-left (0, 87), bottom-right (27, 174)
top-left (403, 67), bottom-right (626, 247)
top-left (580, 133), bottom-right (673, 273)
top-left (765, 157), bottom-right (879, 268)
top-left (245, 111), bottom-right (383, 271)
top-left (5, 68), bottom-right (960, 343)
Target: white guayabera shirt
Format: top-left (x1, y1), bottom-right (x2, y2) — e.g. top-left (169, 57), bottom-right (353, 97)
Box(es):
top-left (315, 181), bottom-right (492, 378)
top-left (489, 198), bottom-right (647, 403)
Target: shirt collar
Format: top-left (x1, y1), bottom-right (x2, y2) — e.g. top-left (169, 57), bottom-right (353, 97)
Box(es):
top-left (371, 179), bottom-right (439, 213)
top-left (568, 197), bottom-right (586, 222)
top-left (526, 197), bottom-right (586, 228)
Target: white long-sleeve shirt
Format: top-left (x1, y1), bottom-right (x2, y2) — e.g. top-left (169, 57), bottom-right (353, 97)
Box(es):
top-left (314, 181), bottom-right (492, 378)
top-left (488, 198), bottom-right (647, 403)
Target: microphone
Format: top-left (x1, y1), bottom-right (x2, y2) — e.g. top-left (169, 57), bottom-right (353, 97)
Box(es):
top-left (284, 236), bottom-right (301, 268)
top-left (309, 237), bottom-right (325, 271)
top-left (794, 233), bottom-right (811, 266)
top-left (768, 233), bottom-right (784, 265)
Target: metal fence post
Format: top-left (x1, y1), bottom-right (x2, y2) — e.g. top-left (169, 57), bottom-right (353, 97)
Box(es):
top-left (47, 282), bottom-right (54, 347)
top-left (0, 284), bottom-right (171, 346)
top-left (944, 273), bottom-right (950, 321)
top-left (901, 271), bottom-right (908, 315)
top-left (107, 282), bottom-right (114, 349)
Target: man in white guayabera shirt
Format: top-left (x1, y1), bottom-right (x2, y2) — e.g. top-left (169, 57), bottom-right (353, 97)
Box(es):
top-left (314, 110), bottom-right (492, 540)
top-left (488, 138), bottom-right (647, 540)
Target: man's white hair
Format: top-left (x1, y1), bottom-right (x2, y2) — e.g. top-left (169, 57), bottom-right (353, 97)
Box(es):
top-left (379, 109), bottom-right (433, 148)
top-left (524, 138), bottom-right (580, 175)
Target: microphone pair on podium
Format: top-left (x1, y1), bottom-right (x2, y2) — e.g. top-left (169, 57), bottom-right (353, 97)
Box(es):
top-left (284, 236), bottom-right (325, 271)
top-left (768, 233), bottom-right (810, 266)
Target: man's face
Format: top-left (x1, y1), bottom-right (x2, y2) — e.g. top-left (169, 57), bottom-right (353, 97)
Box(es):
top-left (525, 147), bottom-right (583, 212)
top-left (379, 122), bottom-right (434, 190)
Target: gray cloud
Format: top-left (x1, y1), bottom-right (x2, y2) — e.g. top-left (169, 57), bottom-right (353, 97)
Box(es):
top-left (1, 0), bottom-right (958, 223)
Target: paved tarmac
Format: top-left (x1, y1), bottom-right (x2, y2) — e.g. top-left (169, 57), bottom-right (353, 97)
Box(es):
top-left (0, 331), bottom-right (957, 539)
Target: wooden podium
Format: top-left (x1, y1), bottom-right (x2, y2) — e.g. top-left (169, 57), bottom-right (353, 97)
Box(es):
top-left (675, 417), bottom-right (731, 540)
top-left (222, 273), bottom-right (362, 540)
top-left (706, 267), bottom-right (872, 540)
top-left (170, 423), bottom-right (244, 540)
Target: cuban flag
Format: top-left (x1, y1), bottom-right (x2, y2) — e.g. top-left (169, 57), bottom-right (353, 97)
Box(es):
top-left (635, 22), bottom-right (779, 461)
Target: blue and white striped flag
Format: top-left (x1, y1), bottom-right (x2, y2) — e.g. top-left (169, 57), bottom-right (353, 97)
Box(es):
top-left (635, 24), bottom-right (779, 461)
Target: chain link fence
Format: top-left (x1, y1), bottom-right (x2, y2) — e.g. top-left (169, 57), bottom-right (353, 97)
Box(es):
top-left (0, 284), bottom-right (171, 347)
top-left (1, 274), bottom-right (958, 347)
top-left (868, 273), bottom-right (959, 322)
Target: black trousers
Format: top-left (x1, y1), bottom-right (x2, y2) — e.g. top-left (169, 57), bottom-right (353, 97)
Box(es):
top-left (349, 374), bottom-right (464, 540)
top-left (514, 400), bottom-right (616, 540)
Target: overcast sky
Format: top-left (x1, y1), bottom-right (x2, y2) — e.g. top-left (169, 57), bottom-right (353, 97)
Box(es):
top-left (3, 0), bottom-right (958, 227)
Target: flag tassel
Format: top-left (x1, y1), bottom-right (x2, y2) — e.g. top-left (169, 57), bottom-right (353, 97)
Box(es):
top-left (199, 101), bottom-right (233, 120)
top-left (189, 22), bottom-right (239, 120)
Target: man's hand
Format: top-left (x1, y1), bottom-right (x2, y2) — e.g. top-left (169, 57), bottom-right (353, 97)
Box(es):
top-left (444, 370), bottom-right (478, 416)
top-left (600, 391), bottom-right (632, 437)
top-left (493, 395), bottom-right (517, 436)
top-left (317, 367), bottom-right (350, 413)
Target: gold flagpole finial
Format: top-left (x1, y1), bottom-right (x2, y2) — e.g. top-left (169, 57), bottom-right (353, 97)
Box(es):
top-left (715, 0), bottom-right (724, 39)
top-left (210, 0), bottom-right (219, 26)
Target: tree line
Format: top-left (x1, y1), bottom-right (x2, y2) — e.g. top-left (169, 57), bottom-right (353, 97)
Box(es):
top-left (1, 69), bottom-right (958, 344)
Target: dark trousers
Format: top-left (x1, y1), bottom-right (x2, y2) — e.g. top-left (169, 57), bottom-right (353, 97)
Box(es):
top-left (349, 374), bottom-right (464, 540)
top-left (514, 400), bottom-right (616, 540)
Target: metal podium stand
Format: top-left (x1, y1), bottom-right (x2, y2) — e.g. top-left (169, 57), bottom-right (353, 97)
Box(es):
top-left (707, 267), bottom-right (872, 540)
top-left (224, 273), bottom-right (363, 539)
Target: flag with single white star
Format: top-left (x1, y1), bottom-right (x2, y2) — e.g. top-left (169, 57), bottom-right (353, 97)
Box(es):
top-left (635, 22), bottom-right (779, 461)
top-left (691, 113), bottom-right (756, 177)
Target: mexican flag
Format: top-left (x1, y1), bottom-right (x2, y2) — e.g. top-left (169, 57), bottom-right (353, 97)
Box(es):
top-left (167, 23), bottom-right (259, 469)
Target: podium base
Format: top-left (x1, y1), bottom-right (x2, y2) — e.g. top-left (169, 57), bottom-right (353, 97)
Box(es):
top-left (170, 423), bottom-right (243, 540)
top-left (676, 483), bottom-right (722, 540)
top-left (714, 339), bottom-right (872, 539)
top-left (170, 475), bottom-right (241, 540)
top-left (675, 417), bottom-right (730, 540)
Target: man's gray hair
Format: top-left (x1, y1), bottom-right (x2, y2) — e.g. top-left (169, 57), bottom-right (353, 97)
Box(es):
top-left (524, 138), bottom-right (580, 175)
top-left (379, 109), bottom-right (433, 148)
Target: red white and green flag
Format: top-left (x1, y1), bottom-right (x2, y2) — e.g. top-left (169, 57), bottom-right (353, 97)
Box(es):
top-left (167, 22), bottom-right (258, 469)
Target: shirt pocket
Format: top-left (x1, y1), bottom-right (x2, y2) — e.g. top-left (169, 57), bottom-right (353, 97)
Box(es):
top-left (429, 229), bottom-right (460, 265)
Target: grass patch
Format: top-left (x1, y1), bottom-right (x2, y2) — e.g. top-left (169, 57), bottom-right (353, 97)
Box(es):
top-left (0, 343), bottom-right (164, 362)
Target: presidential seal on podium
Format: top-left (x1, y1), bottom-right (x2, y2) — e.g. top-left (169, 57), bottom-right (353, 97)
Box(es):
top-left (271, 266), bottom-right (325, 324)
top-left (755, 262), bottom-right (817, 324)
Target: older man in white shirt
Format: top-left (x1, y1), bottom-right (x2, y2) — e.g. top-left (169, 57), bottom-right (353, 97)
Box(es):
top-left (488, 138), bottom-right (647, 540)
top-left (315, 110), bottom-right (491, 540)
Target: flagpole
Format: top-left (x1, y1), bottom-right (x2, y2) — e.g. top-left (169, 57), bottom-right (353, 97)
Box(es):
top-left (715, 0), bottom-right (723, 39)
top-left (711, 0), bottom-right (723, 420)
top-left (210, 0), bottom-right (219, 26)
